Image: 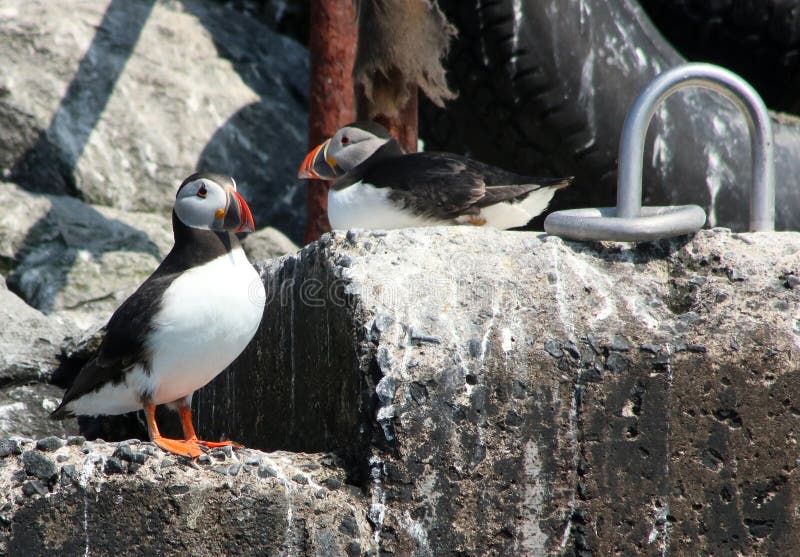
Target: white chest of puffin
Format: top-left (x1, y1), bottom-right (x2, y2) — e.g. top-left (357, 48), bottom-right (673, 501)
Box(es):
top-left (51, 172), bottom-right (265, 458)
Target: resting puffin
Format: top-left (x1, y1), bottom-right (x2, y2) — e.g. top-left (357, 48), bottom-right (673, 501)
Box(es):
top-left (298, 121), bottom-right (572, 230)
top-left (51, 172), bottom-right (265, 459)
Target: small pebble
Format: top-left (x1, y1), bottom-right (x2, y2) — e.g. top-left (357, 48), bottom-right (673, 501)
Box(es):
top-left (0, 440), bottom-right (21, 458)
top-left (177, 457), bottom-right (200, 470)
top-left (228, 463), bottom-right (242, 476)
top-left (197, 454), bottom-right (212, 465)
top-left (292, 473), bottom-right (309, 485)
top-left (104, 457), bottom-right (125, 475)
top-left (56, 455), bottom-right (69, 463)
top-left (258, 464), bottom-right (277, 478)
top-left (584, 334), bottom-right (602, 355)
top-left (209, 449), bottom-right (227, 461)
top-left (640, 343), bottom-right (662, 354)
top-left (139, 445), bottom-right (158, 457)
top-left (410, 328), bottom-right (441, 344)
top-left (167, 485), bottom-right (191, 496)
top-left (60, 464), bottom-right (79, 487)
top-left (244, 457), bottom-right (261, 466)
top-left (22, 480), bottom-right (49, 497)
top-left (544, 339), bottom-right (563, 358)
top-left (21, 451), bottom-right (57, 481)
top-left (323, 477), bottom-right (343, 490)
top-left (785, 275), bottom-right (800, 289)
top-left (212, 465), bottom-right (229, 475)
top-left (113, 445), bottom-right (148, 465)
top-left (726, 267), bottom-right (746, 282)
top-left (562, 343), bottom-right (580, 359)
top-left (609, 337), bottom-right (630, 352)
top-left (605, 352), bottom-right (629, 373)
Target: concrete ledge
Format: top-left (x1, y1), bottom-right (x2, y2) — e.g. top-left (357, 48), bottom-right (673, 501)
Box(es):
top-left (200, 227), bottom-right (800, 554)
top-left (0, 438), bottom-right (372, 555)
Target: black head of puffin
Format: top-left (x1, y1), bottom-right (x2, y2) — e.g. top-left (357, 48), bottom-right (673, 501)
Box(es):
top-left (175, 172), bottom-right (255, 233)
top-left (297, 120), bottom-right (394, 180)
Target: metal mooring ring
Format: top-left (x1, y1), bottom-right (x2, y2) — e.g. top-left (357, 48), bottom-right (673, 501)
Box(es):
top-left (544, 63), bottom-right (776, 242)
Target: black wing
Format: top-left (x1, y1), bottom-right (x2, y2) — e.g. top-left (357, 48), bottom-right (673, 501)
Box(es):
top-left (50, 272), bottom-right (178, 418)
top-left (51, 215), bottom-right (237, 418)
top-left (352, 152), bottom-right (567, 219)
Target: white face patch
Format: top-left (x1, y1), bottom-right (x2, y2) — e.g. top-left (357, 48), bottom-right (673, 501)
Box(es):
top-left (174, 178), bottom-right (228, 229)
top-left (327, 127), bottom-right (389, 172)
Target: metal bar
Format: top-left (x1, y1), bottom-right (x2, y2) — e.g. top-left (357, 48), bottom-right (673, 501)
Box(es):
top-left (617, 63), bottom-right (775, 231)
top-left (305, 0), bottom-right (358, 244)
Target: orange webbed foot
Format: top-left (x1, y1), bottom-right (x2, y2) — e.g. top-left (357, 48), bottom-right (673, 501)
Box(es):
top-left (154, 437), bottom-right (204, 459)
top-left (195, 439), bottom-right (244, 450)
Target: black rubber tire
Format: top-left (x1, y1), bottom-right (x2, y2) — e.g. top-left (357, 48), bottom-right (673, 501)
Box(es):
top-left (420, 0), bottom-right (800, 231)
top-left (639, 0), bottom-right (800, 112)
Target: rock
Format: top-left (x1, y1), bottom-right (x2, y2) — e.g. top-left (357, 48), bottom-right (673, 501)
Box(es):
top-left (1, 184), bottom-right (172, 328)
top-left (0, 0), bottom-right (308, 240)
top-left (20, 451), bottom-right (57, 482)
top-left (241, 227), bottom-right (299, 262)
top-left (21, 480), bottom-right (49, 497)
top-left (0, 383), bottom-right (79, 440)
top-left (0, 440), bottom-right (20, 458)
top-left (103, 457), bottom-right (125, 475)
top-left (199, 227), bottom-right (800, 555)
top-left (112, 444), bottom-right (148, 465)
top-left (35, 436), bottom-right (65, 452)
top-left (0, 282), bottom-right (74, 384)
top-left (0, 442), bottom-right (373, 555)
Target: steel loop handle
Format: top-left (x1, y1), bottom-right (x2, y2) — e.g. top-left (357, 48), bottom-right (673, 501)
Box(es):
top-left (544, 63), bottom-right (776, 241)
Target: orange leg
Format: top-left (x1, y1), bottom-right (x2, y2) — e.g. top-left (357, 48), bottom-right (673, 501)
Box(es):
top-left (178, 406), bottom-right (243, 449)
top-left (466, 216), bottom-right (487, 226)
top-left (144, 403), bottom-right (203, 458)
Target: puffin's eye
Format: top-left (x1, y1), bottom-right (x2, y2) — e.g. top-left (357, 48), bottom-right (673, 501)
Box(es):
top-left (341, 136), bottom-right (350, 145)
top-left (197, 185), bottom-right (208, 198)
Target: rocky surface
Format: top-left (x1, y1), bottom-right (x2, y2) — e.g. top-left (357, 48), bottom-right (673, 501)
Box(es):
top-left (0, 282), bottom-right (73, 386)
top-left (1, 183), bottom-right (171, 327)
top-left (200, 227), bottom-right (800, 555)
top-left (0, 0), bottom-right (308, 240)
top-left (0, 438), bottom-right (374, 556)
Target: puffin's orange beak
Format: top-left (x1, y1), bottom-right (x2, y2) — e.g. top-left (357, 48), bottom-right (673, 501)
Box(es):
top-left (298, 139), bottom-right (340, 180)
top-left (223, 187), bottom-right (255, 233)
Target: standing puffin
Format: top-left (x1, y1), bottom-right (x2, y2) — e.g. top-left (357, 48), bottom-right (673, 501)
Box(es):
top-left (298, 121), bottom-right (572, 230)
top-left (51, 172), bottom-right (265, 459)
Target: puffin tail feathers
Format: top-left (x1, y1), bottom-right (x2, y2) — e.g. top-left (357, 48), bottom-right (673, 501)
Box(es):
top-left (49, 402), bottom-right (74, 420)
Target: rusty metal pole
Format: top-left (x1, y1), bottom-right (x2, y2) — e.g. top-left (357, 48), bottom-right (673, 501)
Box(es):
top-left (356, 84), bottom-right (419, 154)
top-left (305, 0), bottom-right (357, 244)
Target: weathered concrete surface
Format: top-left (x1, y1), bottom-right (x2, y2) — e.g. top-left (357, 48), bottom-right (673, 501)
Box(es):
top-left (201, 227), bottom-right (800, 555)
top-left (0, 0), bottom-right (308, 239)
top-left (0, 439), bottom-right (373, 556)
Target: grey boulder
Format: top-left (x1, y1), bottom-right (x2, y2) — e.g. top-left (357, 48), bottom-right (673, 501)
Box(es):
top-left (1, 183), bottom-right (172, 328)
top-left (0, 0), bottom-right (308, 240)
